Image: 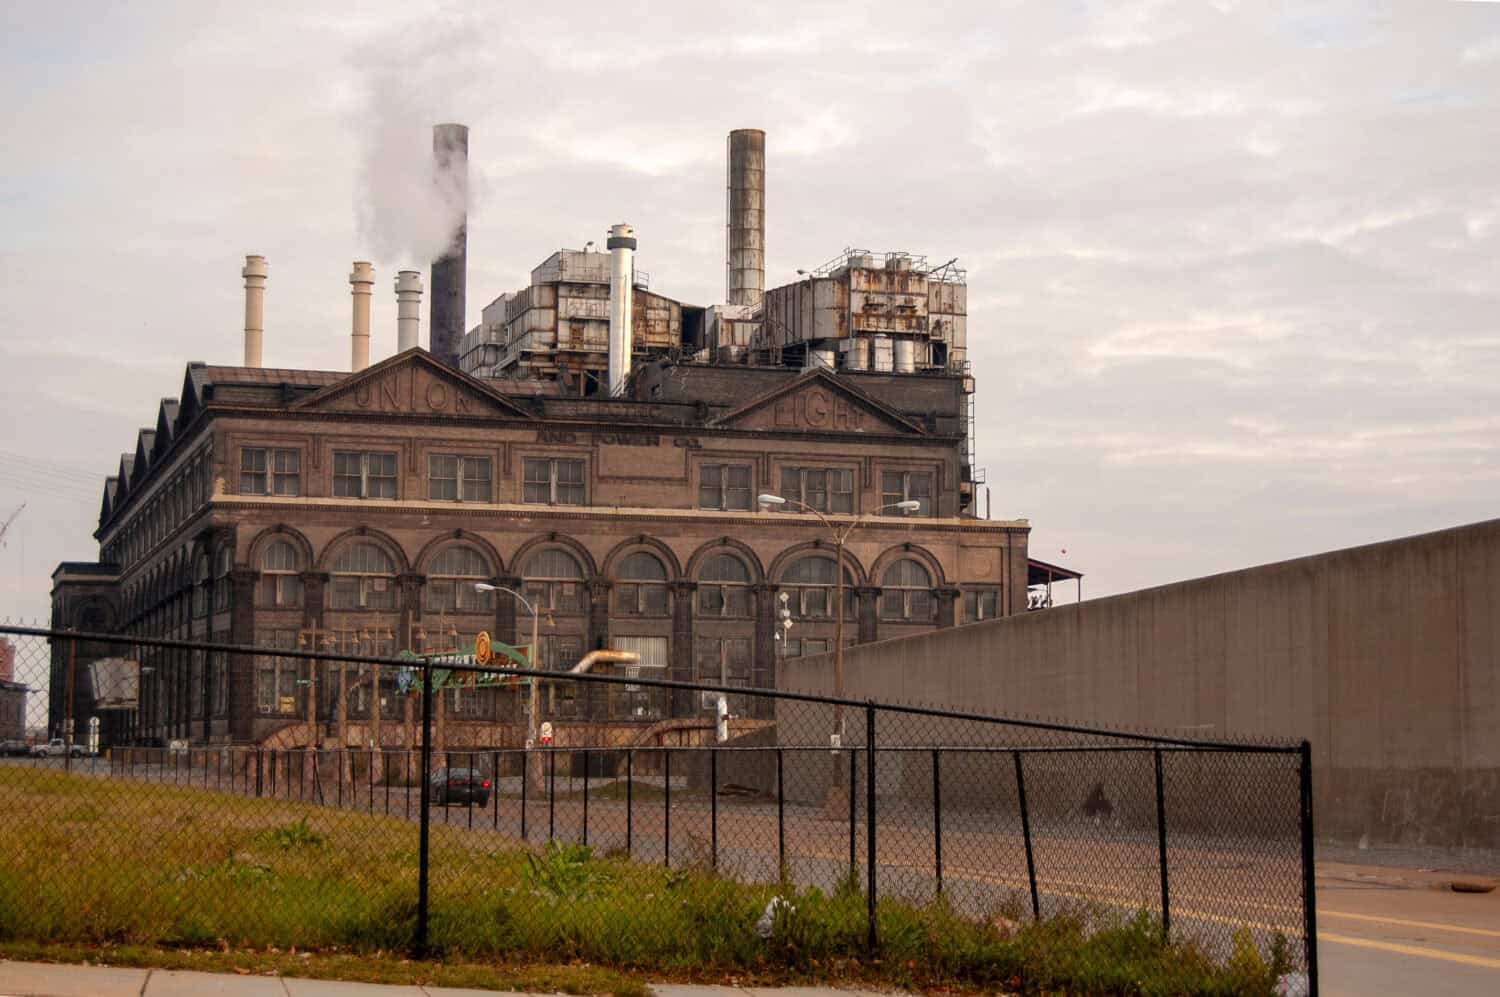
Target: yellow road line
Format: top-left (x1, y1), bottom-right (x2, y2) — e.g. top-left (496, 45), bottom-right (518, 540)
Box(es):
top-left (1319, 932), bottom-right (1500, 969)
top-left (1320, 909), bottom-right (1500, 940)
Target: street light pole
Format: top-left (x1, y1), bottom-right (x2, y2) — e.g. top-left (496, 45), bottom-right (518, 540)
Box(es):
top-left (473, 583), bottom-right (542, 748)
top-left (758, 494), bottom-right (920, 744)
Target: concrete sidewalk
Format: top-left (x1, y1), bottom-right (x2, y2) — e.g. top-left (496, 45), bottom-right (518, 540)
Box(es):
top-left (0, 961), bottom-right (898, 997)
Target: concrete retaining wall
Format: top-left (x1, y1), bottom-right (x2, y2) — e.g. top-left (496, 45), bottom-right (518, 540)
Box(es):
top-left (783, 519), bottom-right (1500, 851)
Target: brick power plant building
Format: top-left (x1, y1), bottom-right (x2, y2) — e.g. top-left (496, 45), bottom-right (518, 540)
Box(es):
top-left (50, 128), bottom-right (1056, 751)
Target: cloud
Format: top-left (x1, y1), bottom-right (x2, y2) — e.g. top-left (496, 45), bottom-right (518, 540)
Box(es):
top-left (0, 0), bottom-right (1497, 620)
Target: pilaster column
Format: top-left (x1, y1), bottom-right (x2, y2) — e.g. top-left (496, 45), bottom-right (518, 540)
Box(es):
top-left (299, 571), bottom-right (329, 739)
top-left (670, 580), bottom-right (699, 718)
top-left (750, 583), bottom-right (777, 719)
top-left (227, 568), bottom-right (258, 743)
top-left (934, 587), bottom-right (961, 629)
top-left (855, 585), bottom-right (881, 646)
top-left (584, 578), bottom-right (614, 720)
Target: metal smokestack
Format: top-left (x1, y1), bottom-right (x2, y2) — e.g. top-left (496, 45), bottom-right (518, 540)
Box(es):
top-left (607, 223), bottom-right (637, 396)
top-left (726, 128), bottom-right (765, 307)
top-left (350, 262), bottom-right (374, 371)
top-left (241, 255), bottom-right (267, 368)
top-left (396, 270), bottom-right (423, 352)
top-left (430, 123), bottom-right (469, 368)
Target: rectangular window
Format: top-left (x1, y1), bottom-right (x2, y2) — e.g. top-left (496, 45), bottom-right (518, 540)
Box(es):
top-left (241, 448), bottom-right (300, 496)
top-left (240, 448), bottom-right (268, 494)
top-left (523, 458), bottom-right (585, 505)
top-left (428, 454), bottom-right (493, 502)
top-left (694, 637), bottom-right (753, 713)
top-left (698, 464), bottom-right (752, 511)
top-left (611, 635), bottom-right (668, 720)
top-left (963, 589), bottom-right (1000, 623)
top-left (780, 466), bottom-right (854, 514)
top-left (536, 635), bottom-right (584, 719)
top-left (333, 451), bottom-right (397, 499)
top-left (881, 470), bottom-right (933, 515)
top-left (271, 449), bottom-right (301, 496)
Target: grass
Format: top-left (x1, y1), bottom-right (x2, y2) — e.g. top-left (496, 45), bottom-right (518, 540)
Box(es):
top-left (0, 767), bottom-right (1293, 995)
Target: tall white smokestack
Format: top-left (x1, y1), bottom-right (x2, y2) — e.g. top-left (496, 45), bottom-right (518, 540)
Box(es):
top-left (350, 262), bottom-right (374, 371)
top-left (395, 270), bottom-right (422, 353)
top-left (241, 255), bottom-right (267, 368)
top-left (607, 223), bottom-right (637, 396)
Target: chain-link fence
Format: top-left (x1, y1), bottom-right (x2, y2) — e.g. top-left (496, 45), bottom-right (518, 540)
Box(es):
top-left (0, 625), bottom-right (1317, 994)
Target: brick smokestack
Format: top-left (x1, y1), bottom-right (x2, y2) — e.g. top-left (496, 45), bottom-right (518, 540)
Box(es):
top-left (430, 123), bottom-right (468, 368)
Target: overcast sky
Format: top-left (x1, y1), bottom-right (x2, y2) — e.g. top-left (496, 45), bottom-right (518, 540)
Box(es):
top-left (1, 1), bottom-right (1497, 625)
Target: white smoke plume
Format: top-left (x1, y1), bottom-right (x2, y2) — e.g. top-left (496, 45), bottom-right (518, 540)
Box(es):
top-left (354, 70), bottom-right (468, 267)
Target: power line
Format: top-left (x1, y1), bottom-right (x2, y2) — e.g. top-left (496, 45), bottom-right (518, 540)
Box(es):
top-left (0, 450), bottom-right (105, 484)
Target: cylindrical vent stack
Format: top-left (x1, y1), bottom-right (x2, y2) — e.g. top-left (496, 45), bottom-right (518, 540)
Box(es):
top-left (607, 223), bottom-right (637, 396)
top-left (430, 123), bottom-right (469, 369)
top-left (726, 128), bottom-right (765, 307)
top-left (241, 255), bottom-right (267, 368)
top-left (350, 262), bottom-right (374, 371)
top-left (396, 270), bottom-right (423, 352)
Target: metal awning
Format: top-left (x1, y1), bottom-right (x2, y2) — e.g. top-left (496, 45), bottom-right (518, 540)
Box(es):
top-left (1027, 557), bottom-right (1083, 587)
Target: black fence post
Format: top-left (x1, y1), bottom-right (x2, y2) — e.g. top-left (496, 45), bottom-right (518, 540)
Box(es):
top-left (1300, 741), bottom-right (1320, 997)
top-left (1154, 748), bottom-right (1170, 942)
top-left (255, 748), bottom-right (263, 798)
top-left (1013, 751), bottom-right (1040, 920)
top-left (492, 751), bottom-right (499, 831)
top-left (710, 747), bottom-right (718, 870)
top-left (776, 747), bottom-right (786, 881)
top-left (626, 749), bottom-right (633, 857)
top-left (865, 703), bottom-right (878, 952)
top-left (548, 751), bottom-right (556, 841)
top-left (932, 748), bottom-right (942, 897)
top-left (664, 749), bottom-right (672, 868)
top-left (848, 747), bottom-right (857, 877)
top-left (415, 657), bottom-right (434, 959)
top-left (520, 753), bottom-right (528, 842)
top-left (337, 750), bottom-right (344, 808)
top-left (582, 749), bottom-right (590, 847)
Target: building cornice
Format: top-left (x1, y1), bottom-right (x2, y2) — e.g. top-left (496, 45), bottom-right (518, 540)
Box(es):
top-left (208, 494), bottom-right (1028, 535)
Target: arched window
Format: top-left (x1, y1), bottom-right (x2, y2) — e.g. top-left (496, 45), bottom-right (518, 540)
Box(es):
top-left (698, 554), bottom-right (751, 617)
top-left (328, 541), bottom-right (397, 610)
top-left (258, 540), bottom-right (302, 608)
top-left (424, 546), bottom-right (494, 613)
top-left (615, 551), bottom-right (668, 616)
top-left (192, 552), bottom-right (210, 618)
top-left (780, 555), bottom-right (856, 619)
top-left (880, 559), bottom-right (934, 622)
top-left (522, 548), bottom-right (585, 614)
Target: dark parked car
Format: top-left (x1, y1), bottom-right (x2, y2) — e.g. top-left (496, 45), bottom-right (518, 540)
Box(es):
top-left (428, 767), bottom-right (490, 807)
top-left (1, 739), bottom-right (31, 757)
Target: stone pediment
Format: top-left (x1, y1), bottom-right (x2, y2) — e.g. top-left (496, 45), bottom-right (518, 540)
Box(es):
top-left (292, 350), bottom-right (532, 420)
top-left (713, 369), bottom-right (925, 436)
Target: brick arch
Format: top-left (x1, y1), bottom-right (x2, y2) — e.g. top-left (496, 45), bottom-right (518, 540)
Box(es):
top-left (870, 543), bottom-right (948, 588)
top-left (601, 534), bottom-right (683, 580)
top-left (767, 541), bottom-right (868, 587)
top-left (684, 538), bottom-right (765, 582)
top-left (315, 527), bottom-right (411, 574)
top-left (414, 530), bottom-right (505, 577)
top-left (247, 525), bottom-right (315, 572)
top-left (511, 533), bottom-right (598, 578)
